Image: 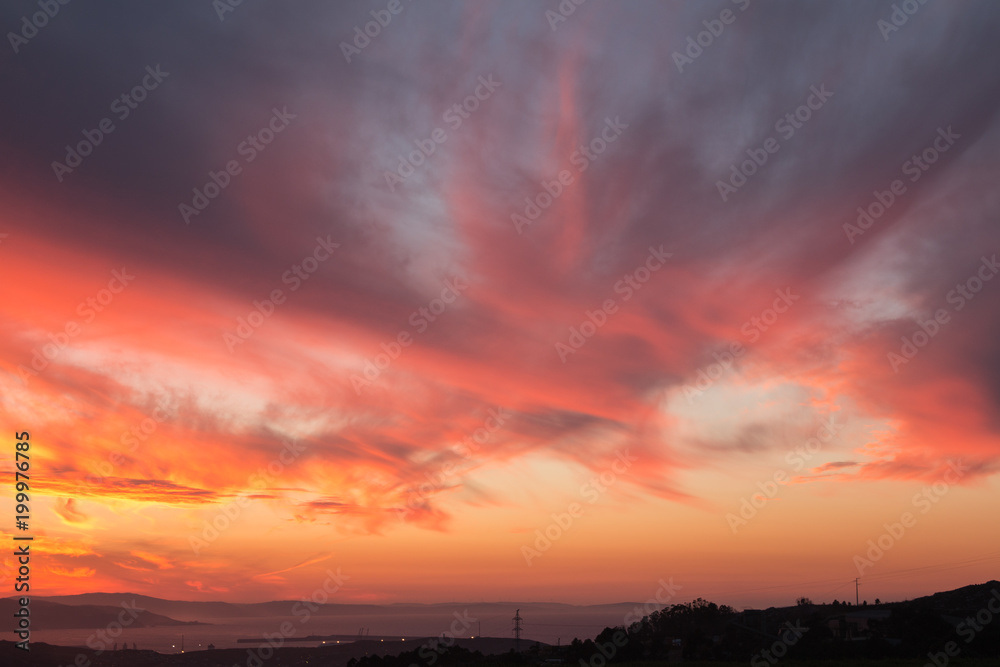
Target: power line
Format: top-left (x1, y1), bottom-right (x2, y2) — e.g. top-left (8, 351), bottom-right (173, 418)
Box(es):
top-left (817, 579), bottom-right (854, 601)
top-left (863, 552), bottom-right (1000, 584)
top-left (528, 622), bottom-right (611, 627)
top-left (697, 551), bottom-right (1000, 600)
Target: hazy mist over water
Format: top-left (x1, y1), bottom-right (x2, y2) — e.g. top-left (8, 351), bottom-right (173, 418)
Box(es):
top-left (32, 607), bottom-right (631, 651)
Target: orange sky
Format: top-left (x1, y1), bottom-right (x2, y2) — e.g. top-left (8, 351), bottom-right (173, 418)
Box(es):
top-left (2, 0), bottom-right (999, 608)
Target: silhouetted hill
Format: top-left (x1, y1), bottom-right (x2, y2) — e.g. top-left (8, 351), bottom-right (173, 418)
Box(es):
top-left (0, 599), bottom-right (200, 630)
top-left (30, 593), bottom-right (638, 622)
top-left (752, 579), bottom-right (1000, 616)
top-left (10, 581), bottom-right (1000, 665)
top-left (575, 580), bottom-right (1000, 663)
top-left (899, 579), bottom-right (1000, 614)
top-left (33, 592), bottom-right (274, 620)
top-left (31, 583), bottom-right (1000, 622)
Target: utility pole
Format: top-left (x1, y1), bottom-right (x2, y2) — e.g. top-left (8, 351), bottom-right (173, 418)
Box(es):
top-left (512, 609), bottom-right (522, 652)
top-left (855, 578), bottom-right (860, 606)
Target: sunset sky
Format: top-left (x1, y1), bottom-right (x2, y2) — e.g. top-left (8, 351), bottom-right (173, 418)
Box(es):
top-left (2, 0), bottom-right (1000, 609)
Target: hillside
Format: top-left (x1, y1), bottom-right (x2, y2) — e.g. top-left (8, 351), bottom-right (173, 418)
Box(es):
top-left (0, 599), bottom-right (201, 631)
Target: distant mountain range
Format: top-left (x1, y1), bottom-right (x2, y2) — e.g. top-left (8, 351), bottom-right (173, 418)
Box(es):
top-left (19, 592), bottom-right (640, 623)
top-left (8, 580), bottom-right (1000, 636)
top-left (3, 582), bottom-right (1000, 666)
top-left (0, 598), bottom-right (201, 630)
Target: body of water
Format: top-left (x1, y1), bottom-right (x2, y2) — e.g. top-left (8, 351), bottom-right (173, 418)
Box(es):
top-left (30, 606), bottom-right (630, 653)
